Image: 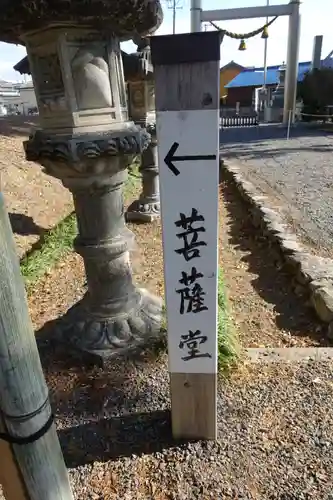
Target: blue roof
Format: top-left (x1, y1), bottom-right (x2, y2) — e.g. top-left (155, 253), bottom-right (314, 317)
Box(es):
top-left (225, 61), bottom-right (324, 88)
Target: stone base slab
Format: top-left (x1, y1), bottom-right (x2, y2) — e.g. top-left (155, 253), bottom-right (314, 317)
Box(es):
top-left (246, 347), bottom-right (333, 363)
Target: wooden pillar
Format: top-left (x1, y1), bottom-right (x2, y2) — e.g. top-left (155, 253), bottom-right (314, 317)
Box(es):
top-left (0, 417), bottom-right (28, 500)
top-left (0, 192), bottom-right (74, 500)
top-left (283, 0), bottom-right (301, 125)
top-left (151, 31), bottom-right (221, 440)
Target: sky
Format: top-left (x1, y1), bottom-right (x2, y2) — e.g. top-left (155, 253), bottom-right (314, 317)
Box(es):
top-left (1, 0), bottom-right (332, 82)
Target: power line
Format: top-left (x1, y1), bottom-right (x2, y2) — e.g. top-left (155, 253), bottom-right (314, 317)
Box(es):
top-left (164, 0), bottom-right (184, 34)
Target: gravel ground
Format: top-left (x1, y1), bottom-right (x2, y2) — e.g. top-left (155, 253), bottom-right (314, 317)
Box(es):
top-left (220, 125), bottom-right (333, 257)
top-left (37, 346), bottom-right (333, 499)
top-left (2, 351), bottom-right (333, 499)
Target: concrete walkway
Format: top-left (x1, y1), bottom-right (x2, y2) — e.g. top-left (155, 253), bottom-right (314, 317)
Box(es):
top-left (220, 124), bottom-right (333, 257)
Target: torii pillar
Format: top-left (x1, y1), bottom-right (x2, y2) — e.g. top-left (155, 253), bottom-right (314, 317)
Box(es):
top-left (191, 0), bottom-right (301, 125)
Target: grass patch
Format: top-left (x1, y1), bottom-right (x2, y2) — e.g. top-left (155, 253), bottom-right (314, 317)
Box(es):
top-left (20, 212), bottom-right (78, 289)
top-left (217, 267), bottom-right (240, 372)
top-left (20, 165), bottom-right (141, 291)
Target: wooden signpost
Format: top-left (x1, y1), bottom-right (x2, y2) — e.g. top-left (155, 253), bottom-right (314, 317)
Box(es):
top-left (150, 31), bottom-right (221, 440)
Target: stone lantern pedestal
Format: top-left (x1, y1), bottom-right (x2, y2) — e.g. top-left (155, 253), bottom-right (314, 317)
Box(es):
top-left (124, 39), bottom-right (160, 222)
top-left (1, 0), bottom-right (163, 362)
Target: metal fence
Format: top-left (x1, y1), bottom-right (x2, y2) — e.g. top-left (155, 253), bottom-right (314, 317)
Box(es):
top-left (220, 115), bottom-right (259, 128)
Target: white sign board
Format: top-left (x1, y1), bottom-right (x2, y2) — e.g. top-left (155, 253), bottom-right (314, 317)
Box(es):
top-left (157, 108), bottom-right (219, 374)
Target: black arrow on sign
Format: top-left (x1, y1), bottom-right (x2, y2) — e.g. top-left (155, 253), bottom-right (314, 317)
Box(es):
top-left (164, 141), bottom-right (217, 176)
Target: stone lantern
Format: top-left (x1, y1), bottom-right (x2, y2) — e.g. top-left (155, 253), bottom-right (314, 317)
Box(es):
top-left (267, 63), bottom-right (287, 122)
top-left (124, 37), bottom-right (160, 222)
top-left (2, 0), bottom-right (163, 362)
top-left (271, 64), bottom-right (287, 108)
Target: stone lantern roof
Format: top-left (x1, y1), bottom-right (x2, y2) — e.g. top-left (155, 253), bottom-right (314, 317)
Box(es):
top-left (0, 0), bottom-right (163, 44)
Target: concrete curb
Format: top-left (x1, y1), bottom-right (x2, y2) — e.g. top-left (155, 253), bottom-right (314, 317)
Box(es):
top-left (220, 159), bottom-right (333, 340)
top-left (246, 347), bottom-right (333, 363)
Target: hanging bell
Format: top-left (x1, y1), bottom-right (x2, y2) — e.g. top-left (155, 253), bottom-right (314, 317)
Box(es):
top-left (261, 26), bottom-right (269, 39)
top-left (238, 39), bottom-right (246, 51)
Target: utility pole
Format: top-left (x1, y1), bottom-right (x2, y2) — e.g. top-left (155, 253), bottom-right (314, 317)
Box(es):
top-left (263, 0), bottom-right (269, 89)
top-left (166, 0), bottom-right (184, 34)
top-left (172, 0), bottom-right (176, 34)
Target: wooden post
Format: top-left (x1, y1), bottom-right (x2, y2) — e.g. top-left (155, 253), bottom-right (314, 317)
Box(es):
top-left (0, 417), bottom-right (28, 500)
top-left (0, 192), bottom-right (74, 500)
top-left (151, 32), bottom-right (221, 440)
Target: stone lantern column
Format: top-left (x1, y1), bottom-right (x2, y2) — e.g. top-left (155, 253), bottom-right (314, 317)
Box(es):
top-left (125, 38), bottom-right (160, 222)
top-left (1, 0), bottom-right (163, 362)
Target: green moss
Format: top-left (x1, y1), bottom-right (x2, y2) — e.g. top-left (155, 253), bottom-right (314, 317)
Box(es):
top-left (20, 212), bottom-right (78, 290)
top-left (217, 267), bottom-right (240, 372)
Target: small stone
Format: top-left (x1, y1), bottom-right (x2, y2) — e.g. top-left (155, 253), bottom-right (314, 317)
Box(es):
top-left (241, 181), bottom-right (255, 195)
top-left (227, 164), bottom-right (239, 174)
top-left (311, 286), bottom-right (333, 322)
top-left (260, 206), bottom-right (281, 221)
top-left (310, 278), bottom-right (333, 291)
top-left (252, 195), bottom-right (268, 203)
top-left (267, 221), bottom-right (288, 235)
top-left (298, 255), bottom-right (333, 285)
top-left (234, 174), bottom-right (243, 184)
top-left (275, 233), bottom-right (298, 246)
top-left (280, 238), bottom-right (303, 254)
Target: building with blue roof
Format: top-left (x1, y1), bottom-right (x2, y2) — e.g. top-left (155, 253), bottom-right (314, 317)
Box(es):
top-left (224, 54), bottom-right (333, 107)
top-left (225, 61), bottom-right (311, 89)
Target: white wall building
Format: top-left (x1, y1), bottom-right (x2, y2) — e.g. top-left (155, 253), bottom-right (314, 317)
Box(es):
top-left (14, 82), bottom-right (38, 114)
top-left (0, 80), bottom-right (37, 115)
top-left (0, 80), bottom-right (20, 115)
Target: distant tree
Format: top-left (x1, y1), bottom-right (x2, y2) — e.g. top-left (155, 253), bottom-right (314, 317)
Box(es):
top-left (297, 68), bottom-right (333, 121)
